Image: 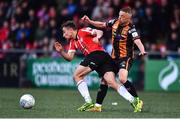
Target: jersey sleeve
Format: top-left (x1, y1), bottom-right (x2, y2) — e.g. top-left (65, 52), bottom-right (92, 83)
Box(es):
top-left (106, 19), bottom-right (117, 28)
top-left (129, 25), bottom-right (140, 41)
top-left (68, 40), bottom-right (76, 53)
top-left (80, 27), bottom-right (96, 36)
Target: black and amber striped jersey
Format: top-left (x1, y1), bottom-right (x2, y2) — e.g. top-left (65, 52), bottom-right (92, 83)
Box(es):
top-left (106, 19), bottom-right (140, 59)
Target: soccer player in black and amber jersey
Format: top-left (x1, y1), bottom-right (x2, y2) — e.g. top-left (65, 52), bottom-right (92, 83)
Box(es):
top-left (82, 7), bottom-right (146, 112)
top-left (55, 20), bottom-right (142, 112)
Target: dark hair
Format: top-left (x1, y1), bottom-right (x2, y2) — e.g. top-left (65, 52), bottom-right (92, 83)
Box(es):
top-left (120, 7), bottom-right (132, 15)
top-left (61, 20), bottom-right (77, 30)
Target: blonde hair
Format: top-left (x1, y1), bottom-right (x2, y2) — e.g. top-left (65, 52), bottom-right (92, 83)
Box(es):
top-left (120, 7), bottom-right (132, 15)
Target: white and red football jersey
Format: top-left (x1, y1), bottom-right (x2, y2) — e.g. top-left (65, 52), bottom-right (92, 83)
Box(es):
top-left (68, 27), bottom-right (104, 56)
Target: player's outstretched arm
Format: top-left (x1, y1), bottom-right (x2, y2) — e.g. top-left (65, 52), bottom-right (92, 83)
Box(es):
top-left (81, 15), bottom-right (106, 28)
top-left (54, 41), bottom-right (75, 61)
top-left (134, 39), bottom-right (147, 56)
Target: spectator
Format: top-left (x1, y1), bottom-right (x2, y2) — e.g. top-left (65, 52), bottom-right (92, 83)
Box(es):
top-left (0, 21), bottom-right (9, 42)
top-left (61, 0), bottom-right (77, 17)
top-left (91, 0), bottom-right (109, 20)
top-left (0, 0), bottom-right (179, 58)
top-left (77, 0), bottom-right (91, 17)
top-left (35, 19), bottom-right (48, 41)
top-left (167, 32), bottom-right (179, 51)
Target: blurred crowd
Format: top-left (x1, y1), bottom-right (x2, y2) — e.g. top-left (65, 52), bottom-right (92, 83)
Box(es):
top-left (0, 0), bottom-right (180, 59)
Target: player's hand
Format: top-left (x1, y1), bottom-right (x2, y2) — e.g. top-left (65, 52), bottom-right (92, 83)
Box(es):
top-left (54, 41), bottom-right (63, 52)
top-left (81, 15), bottom-right (90, 23)
top-left (139, 52), bottom-right (147, 56)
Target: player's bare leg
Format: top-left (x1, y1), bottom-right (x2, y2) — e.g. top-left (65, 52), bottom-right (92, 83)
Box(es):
top-left (103, 72), bottom-right (142, 112)
top-left (103, 72), bottom-right (135, 102)
top-left (87, 71), bottom-right (141, 112)
top-left (119, 69), bottom-right (143, 112)
top-left (73, 65), bottom-right (94, 111)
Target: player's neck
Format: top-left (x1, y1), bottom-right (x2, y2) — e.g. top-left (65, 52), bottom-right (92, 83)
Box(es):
top-left (121, 21), bottom-right (130, 26)
top-left (72, 30), bottom-right (78, 39)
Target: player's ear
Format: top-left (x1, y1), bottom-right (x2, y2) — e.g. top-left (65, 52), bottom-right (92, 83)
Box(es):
top-left (128, 13), bottom-right (132, 18)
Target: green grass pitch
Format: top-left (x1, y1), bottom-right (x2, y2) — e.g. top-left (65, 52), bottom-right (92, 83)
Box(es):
top-left (0, 88), bottom-right (180, 118)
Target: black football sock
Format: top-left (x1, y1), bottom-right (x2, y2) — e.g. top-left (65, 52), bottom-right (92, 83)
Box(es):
top-left (124, 80), bottom-right (138, 97)
top-left (96, 84), bottom-right (108, 105)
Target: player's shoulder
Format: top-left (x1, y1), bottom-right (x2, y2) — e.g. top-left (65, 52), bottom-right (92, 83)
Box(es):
top-left (106, 18), bottom-right (118, 28)
top-left (128, 23), bottom-right (136, 28)
top-left (108, 18), bottom-right (118, 23)
top-left (79, 27), bottom-right (92, 32)
top-left (79, 27), bottom-right (96, 36)
top-left (81, 27), bottom-right (93, 30)
top-left (128, 24), bottom-right (137, 33)
top-left (77, 28), bottom-right (85, 36)
top-left (107, 18), bottom-right (118, 25)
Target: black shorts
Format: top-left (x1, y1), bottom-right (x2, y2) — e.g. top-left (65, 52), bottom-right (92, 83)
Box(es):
top-left (113, 57), bottom-right (133, 71)
top-left (80, 51), bottom-right (118, 77)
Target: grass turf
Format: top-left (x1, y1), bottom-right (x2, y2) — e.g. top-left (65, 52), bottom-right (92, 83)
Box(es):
top-left (0, 88), bottom-right (180, 118)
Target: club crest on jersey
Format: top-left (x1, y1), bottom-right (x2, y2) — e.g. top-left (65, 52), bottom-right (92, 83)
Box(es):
top-left (114, 34), bottom-right (122, 40)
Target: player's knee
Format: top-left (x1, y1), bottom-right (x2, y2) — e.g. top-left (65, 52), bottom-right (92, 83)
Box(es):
top-left (73, 73), bottom-right (83, 82)
top-left (103, 72), bottom-right (109, 79)
top-left (73, 74), bottom-right (79, 81)
top-left (103, 72), bottom-right (114, 79)
top-left (119, 77), bottom-right (127, 84)
top-left (103, 72), bottom-right (117, 89)
top-left (106, 80), bottom-right (118, 90)
top-left (119, 71), bottom-right (128, 84)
